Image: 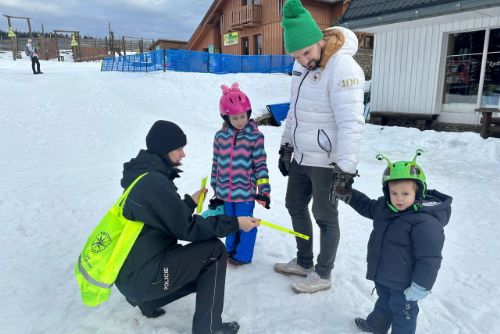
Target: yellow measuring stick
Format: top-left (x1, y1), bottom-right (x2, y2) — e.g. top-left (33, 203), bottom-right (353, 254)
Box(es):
top-left (196, 176), bottom-right (208, 214)
top-left (260, 220), bottom-right (310, 240)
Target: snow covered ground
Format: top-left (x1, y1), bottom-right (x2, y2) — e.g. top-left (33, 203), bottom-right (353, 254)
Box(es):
top-left (1, 52), bottom-right (500, 334)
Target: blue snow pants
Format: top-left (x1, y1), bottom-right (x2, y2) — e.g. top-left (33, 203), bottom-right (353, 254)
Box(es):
top-left (224, 201), bottom-right (256, 263)
top-left (366, 283), bottom-right (419, 334)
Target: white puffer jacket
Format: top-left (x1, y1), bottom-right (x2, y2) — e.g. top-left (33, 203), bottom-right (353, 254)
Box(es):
top-left (281, 26), bottom-right (365, 174)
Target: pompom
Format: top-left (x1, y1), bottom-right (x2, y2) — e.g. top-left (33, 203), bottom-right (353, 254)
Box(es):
top-left (283, 0), bottom-right (303, 18)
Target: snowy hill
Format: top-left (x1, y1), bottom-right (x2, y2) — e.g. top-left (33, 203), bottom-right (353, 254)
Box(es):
top-left (1, 53), bottom-right (500, 333)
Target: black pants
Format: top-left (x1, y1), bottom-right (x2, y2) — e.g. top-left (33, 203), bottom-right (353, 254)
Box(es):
top-left (31, 56), bottom-right (41, 74)
top-left (122, 239), bottom-right (228, 334)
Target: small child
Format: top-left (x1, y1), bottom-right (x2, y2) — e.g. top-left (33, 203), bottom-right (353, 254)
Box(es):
top-left (347, 149), bottom-right (452, 334)
top-left (211, 83), bottom-right (271, 266)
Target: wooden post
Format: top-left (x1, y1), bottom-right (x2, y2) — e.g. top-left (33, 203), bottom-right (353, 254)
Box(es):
top-left (122, 36), bottom-right (126, 56)
top-left (163, 49), bottom-right (166, 72)
top-left (56, 34), bottom-right (60, 61)
top-left (13, 36), bottom-right (18, 60)
top-left (110, 31), bottom-right (115, 57)
top-left (475, 108), bottom-right (496, 139)
top-left (27, 18), bottom-right (32, 38)
top-left (76, 32), bottom-right (81, 60)
top-left (481, 112), bottom-right (492, 139)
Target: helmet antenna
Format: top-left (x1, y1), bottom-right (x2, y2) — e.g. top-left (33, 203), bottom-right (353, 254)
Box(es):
top-left (376, 153), bottom-right (391, 166)
top-left (411, 149), bottom-right (424, 163)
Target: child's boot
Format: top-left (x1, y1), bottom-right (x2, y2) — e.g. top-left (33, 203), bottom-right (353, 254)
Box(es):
top-left (355, 318), bottom-right (375, 332)
top-left (355, 318), bottom-right (384, 334)
top-left (227, 256), bottom-right (246, 266)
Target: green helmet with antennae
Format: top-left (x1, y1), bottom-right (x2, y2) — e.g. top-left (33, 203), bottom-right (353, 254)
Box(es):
top-left (376, 149), bottom-right (427, 199)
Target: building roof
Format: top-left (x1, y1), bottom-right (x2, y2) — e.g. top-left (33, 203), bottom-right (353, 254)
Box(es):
top-left (341, 0), bottom-right (500, 29)
top-left (148, 39), bottom-right (187, 51)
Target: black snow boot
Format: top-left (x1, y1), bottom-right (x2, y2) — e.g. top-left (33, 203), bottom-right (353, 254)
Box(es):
top-left (355, 318), bottom-right (377, 333)
top-left (215, 321), bottom-right (240, 333)
top-left (139, 305), bottom-right (166, 318)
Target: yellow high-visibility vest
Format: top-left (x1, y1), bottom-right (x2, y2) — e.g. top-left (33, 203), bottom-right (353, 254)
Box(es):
top-left (75, 173), bottom-right (147, 307)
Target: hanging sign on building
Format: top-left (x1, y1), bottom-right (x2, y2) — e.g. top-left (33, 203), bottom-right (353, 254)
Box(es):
top-left (224, 32), bottom-right (239, 46)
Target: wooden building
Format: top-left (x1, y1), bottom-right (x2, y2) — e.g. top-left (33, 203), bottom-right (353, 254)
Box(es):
top-left (187, 0), bottom-right (351, 55)
top-left (148, 39), bottom-right (188, 51)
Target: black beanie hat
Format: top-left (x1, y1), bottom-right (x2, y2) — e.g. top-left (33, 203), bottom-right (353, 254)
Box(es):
top-left (146, 120), bottom-right (187, 156)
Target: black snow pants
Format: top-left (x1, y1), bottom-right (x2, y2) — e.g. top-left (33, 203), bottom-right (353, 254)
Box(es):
top-left (118, 238), bottom-right (228, 334)
top-left (31, 56), bottom-right (41, 74)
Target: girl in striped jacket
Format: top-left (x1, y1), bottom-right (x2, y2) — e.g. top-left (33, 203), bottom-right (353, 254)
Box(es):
top-left (211, 83), bottom-right (271, 266)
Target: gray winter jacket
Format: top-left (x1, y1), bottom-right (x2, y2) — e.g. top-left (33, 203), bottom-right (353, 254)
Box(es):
top-left (26, 42), bottom-right (37, 58)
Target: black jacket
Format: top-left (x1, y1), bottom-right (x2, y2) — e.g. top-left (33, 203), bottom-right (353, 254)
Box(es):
top-left (116, 150), bottom-right (239, 295)
top-left (348, 189), bottom-right (452, 291)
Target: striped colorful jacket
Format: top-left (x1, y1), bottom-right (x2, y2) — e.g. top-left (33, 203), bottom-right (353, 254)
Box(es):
top-left (211, 120), bottom-right (270, 202)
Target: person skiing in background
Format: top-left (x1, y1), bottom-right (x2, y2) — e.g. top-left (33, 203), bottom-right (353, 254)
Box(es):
top-left (211, 83), bottom-right (271, 266)
top-left (26, 38), bottom-right (43, 75)
top-left (345, 150), bottom-right (452, 334)
top-left (274, 0), bottom-right (365, 293)
top-left (115, 120), bottom-right (259, 334)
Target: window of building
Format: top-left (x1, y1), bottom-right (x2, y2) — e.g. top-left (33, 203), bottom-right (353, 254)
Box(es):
top-left (242, 36), bottom-right (249, 55)
top-left (254, 34), bottom-right (262, 55)
top-left (442, 30), bottom-right (485, 112)
top-left (442, 28), bottom-right (500, 112)
top-left (481, 28), bottom-right (500, 108)
top-left (278, 0), bottom-right (284, 15)
top-left (363, 35), bottom-right (374, 50)
top-left (242, 0), bottom-right (260, 5)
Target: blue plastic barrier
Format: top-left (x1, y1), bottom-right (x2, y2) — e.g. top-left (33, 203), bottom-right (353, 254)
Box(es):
top-left (266, 103), bottom-right (290, 126)
top-left (102, 50), bottom-right (294, 75)
top-left (101, 50), bottom-right (164, 72)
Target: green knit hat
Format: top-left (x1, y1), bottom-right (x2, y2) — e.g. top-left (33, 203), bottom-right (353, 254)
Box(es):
top-left (281, 0), bottom-right (324, 53)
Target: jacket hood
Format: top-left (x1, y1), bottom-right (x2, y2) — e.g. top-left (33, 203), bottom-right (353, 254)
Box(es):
top-left (326, 26), bottom-right (358, 54)
top-left (419, 189), bottom-right (453, 227)
top-left (121, 149), bottom-right (181, 189)
top-left (318, 26), bottom-right (358, 68)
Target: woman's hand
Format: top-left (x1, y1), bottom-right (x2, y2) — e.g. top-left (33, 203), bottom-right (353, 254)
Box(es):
top-left (237, 217), bottom-right (260, 232)
top-left (191, 188), bottom-right (208, 204)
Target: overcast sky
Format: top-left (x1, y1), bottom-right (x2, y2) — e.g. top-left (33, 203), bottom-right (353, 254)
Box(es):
top-left (1, 0), bottom-right (211, 41)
